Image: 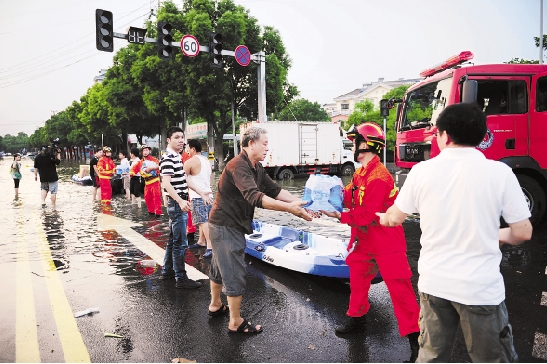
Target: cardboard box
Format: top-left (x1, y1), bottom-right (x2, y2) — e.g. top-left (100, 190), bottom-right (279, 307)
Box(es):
top-left (79, 165), bottom-right (90, 178)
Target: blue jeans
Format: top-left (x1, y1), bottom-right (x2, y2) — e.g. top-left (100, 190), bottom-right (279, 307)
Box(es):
top-left (162, 199), bottom-right (189, 279)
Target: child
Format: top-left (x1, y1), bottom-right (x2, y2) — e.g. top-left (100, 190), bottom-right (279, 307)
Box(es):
top-left (11, 153), bottom-right (22, 197)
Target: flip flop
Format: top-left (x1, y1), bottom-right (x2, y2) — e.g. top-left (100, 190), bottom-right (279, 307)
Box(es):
top-left (208, 304), bottom-right (229, 318)
top-left (228, 318), bottom-right (263, 334)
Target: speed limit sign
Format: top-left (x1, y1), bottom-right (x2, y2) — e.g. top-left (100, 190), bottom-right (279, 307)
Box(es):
top-left (180, 34), bottom-right (200, 57)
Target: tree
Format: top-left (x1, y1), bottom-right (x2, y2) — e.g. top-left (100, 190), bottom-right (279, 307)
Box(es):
top-left (504, 58), bottom-right (539, 64)
top-left (345, 85), bottom-right (410, 150)
top-left (275, 98), bottom-right (330, 121)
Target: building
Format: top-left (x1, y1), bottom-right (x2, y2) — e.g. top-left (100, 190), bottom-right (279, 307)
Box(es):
top-left (93, 69), bottom-right (107, 83)
top-left (324, 77), bottom-right (421, 124)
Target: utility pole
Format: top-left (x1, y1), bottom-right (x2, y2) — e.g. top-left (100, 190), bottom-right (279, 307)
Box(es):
top-left (541, 0), bottom-right (544, 64)
top-left (256, 51), bottom-right (267, 122)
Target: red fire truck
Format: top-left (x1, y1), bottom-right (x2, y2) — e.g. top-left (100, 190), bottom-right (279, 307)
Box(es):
top-left (394, 51), bottom-right (547, 224)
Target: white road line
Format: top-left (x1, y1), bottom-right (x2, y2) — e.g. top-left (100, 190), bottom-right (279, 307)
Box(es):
top-left (541, 292), bottom-right (547, 307)
top-left (533, 332), bottom-right (547, 360)
top-left (97, 214), bottom-right (208, 280)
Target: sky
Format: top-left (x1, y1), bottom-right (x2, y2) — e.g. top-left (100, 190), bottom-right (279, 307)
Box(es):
top-left (0, 0), bottom-right (544, 137)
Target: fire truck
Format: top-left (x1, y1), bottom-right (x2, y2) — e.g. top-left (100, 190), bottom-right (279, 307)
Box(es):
top-left (394, 51), bottom-right (547, 224)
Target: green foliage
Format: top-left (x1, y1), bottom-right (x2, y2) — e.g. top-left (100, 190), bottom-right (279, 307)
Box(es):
top-left (275, 98), bottom-right (330, 121)
top-left (504, 58), bottom-right (539, 64)
top-left (1, 132), bottom-right (29, 154)
top-left (344, 85), bottom-right (410, 149)
top-left (17, 0), bottom-right (295, 162)
top-left (534, 34), bottom-right (547, 50)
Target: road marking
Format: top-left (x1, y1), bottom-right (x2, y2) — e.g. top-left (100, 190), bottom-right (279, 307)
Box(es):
top-left (533, 332), bottom-right (547, 360)
top-left (15, 222), bottom-right (41, 363)
top-left (541, 292), bottom-right (547, 307)
top-left (97, 213), bottom-right (209, 280)
top-left (33, 210), bottom-right (91, 363)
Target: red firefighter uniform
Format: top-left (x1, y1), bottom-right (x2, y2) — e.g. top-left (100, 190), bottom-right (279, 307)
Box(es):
top-left (181, 150), bottom-right (196, 234)
top-left (339, 155), bottom-right (419, 337)
top-left (97, 155), bottom-right (115, 204)
top-left (141, 155), bottom-right (163, 215)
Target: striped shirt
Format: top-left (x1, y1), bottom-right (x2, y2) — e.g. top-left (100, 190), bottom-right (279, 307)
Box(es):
top-left (160, 147), bottom-right (188, 196)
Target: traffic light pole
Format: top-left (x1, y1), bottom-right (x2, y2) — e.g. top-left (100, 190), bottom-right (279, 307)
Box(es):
top-left (104, 23), bottom-right (267, 122)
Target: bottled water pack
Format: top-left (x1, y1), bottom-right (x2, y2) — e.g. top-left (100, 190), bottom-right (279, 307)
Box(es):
top-left (302, 174), bottom-right (344, 212)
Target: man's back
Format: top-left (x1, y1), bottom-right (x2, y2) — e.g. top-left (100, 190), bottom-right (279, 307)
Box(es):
top-left (396, 148), bottom-right (530, 305)
top-left (34, 153), bottom-right (59, 183)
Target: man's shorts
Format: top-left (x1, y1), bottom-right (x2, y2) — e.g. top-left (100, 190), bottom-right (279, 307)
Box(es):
top-left (122, 175), bottom-right (130, 191)
top-left (130, 176), bottom-right (142, 197)
top-left (209, 223), bottom-right (247, 297)
top-left (40, 181), bottom-right (58, 194)
top-left (191, 197), bottom-right (212, 225)
top-left (92, 175), bottom-right (99, 188)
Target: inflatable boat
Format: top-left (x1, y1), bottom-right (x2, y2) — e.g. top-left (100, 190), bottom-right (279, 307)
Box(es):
top-left (71, 174), bottom-right (93, 186)
top-left (245, 220), bottom-right (353, 279)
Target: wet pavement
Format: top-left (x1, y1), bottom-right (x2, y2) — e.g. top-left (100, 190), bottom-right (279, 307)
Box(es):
top-left (1, 158), bottom-right (547, 362)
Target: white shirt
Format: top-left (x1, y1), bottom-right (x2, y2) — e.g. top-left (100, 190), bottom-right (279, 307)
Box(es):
top-left (188, 155), bottom-right (213, 199)
top-left (395, 148), bottom-right (530, 305)
top-left (120, 158), bottom-right (130, 176)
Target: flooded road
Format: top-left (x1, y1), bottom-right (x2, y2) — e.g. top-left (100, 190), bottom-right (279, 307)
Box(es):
top-left (1, 157), bottom-right (546, 362)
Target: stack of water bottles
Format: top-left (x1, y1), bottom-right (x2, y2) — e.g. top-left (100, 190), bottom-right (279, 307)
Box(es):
top-left (302, 174), bottom-right (344, 212)
top-left (141, 160), bottom-right (157, 176)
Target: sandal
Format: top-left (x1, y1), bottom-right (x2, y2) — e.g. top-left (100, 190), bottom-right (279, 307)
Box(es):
top-left (208, 304), bottom-right (229, 318)
top-left (228, 318), bottom-right (263, 334)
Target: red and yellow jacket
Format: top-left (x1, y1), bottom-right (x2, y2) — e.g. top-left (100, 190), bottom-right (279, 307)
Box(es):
top-left (339, 155), bottom-right (406, 254)
top-left (130, 159), bottom-right (142, 177)
top-left (141, 155), bottom-right (160, 185)
top-left (97, 157), bottom-right (116, 179)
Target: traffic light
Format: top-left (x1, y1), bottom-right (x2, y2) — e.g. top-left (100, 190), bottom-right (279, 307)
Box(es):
top-left (157, 22), bottom-right (173, 60)
top-left (95, 9), bottom-right (114, 52)
top-left (209, 32), bottom-right (223, 68)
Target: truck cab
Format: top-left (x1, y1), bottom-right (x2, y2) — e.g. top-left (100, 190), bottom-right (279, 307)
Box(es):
top-left (394, 51), bottom-right (547, 224)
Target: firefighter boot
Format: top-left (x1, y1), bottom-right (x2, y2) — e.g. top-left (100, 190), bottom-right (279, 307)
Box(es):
top-left (335, 315), bottom-right (366, 334)
top-left (407, 331), bottom-right (420, 363)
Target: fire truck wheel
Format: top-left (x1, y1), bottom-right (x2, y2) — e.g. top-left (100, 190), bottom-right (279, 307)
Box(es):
top-left (341, 164), bottom-right (355, 176)
top-left (516, 174), bottom-right (546, 226)
top-left (277, 168), bottom-right (294, 180)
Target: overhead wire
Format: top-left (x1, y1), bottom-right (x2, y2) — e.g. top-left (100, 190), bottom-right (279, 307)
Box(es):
top-left (0, 1), bottom-right (155, 75)
top-left (0, 7), bottom-right (154, 88)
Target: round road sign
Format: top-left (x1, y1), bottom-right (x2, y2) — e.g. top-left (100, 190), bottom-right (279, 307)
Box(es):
top-left (235, 45), bottom-right (251, 67)
top-left (181, 34), bottom-right (200, 57)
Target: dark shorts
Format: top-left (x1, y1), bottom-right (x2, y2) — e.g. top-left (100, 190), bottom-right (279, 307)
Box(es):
top-left (92, 175), bottom-right (99, 188)
top-left (14, 179), bottom-right (20, 188)
top-left (130, 176), bottom-right (143, 197)
top-left (209, 223), bottom-right (247, 296)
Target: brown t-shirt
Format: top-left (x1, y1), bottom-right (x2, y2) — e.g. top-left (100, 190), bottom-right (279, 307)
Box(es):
top-left (209, 149), bottom-right (281, 234)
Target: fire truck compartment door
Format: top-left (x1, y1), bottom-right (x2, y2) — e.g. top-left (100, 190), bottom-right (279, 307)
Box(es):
top-left (529, 71), bottom-right (547, 169)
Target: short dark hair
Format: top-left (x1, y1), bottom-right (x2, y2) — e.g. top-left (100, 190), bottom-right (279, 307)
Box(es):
top-left (166, 126), bottom-right (184, 139)
top-left (119, 150), bottom-right (127, 157)
top-left (130, 147), bottom-right (139, 156)
top-left (436, 103), bottom-right (487, 147)
top-left (187, 139), bottom-right (201, 152)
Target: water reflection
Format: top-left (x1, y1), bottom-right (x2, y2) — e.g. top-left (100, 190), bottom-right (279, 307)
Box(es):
top-left (41, 209), bottom-right (69, 272)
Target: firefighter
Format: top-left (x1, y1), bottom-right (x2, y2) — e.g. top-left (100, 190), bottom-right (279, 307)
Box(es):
top-left (139, 144), bottom-right (163, 216)
top-left (97, 146), bottom-right (116, 205)
top-left (321, 122), bottom-right (420, 362)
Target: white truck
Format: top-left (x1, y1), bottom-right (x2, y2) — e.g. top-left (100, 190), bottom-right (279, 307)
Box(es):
top-left (239, 121), bottom-right (359, 180)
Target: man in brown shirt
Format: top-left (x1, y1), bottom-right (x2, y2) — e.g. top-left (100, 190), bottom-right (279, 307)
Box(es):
top-left (208, 126), bottom-right (312, 334)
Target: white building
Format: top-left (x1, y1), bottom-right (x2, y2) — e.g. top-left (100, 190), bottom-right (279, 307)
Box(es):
top-left (325, 77), bottom-right (421, 124)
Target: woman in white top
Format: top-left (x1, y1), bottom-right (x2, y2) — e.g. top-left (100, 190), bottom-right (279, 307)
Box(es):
top-left (183, 139), bottom-right (214, 258)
